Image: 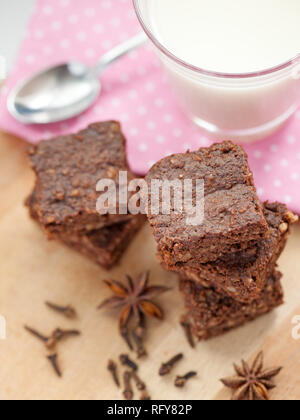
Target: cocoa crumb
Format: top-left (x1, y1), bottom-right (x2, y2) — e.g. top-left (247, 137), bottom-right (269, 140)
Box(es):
top-left (70, 189), bottom-right (80, 198)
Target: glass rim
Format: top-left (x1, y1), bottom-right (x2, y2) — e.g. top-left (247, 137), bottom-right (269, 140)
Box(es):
top-left (133, 0), bottom-right (300, 80)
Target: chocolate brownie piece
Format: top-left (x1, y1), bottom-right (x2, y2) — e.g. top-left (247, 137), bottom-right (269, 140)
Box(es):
top-left (145, 141), bottom-right (268, 265)
top-left (26, 192), bottom-right (145, 270)
top-left (179, 270), bottom-right (284, 341)
top-left (28, 121), bottom-right (134, 236)
top-left (56, 217), bottom-right (145, 270)
top-left (169, 202), bottom-right (297, 302)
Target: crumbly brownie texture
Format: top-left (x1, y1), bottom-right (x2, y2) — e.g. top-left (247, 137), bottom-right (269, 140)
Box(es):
top-left (56, 216), bottom-right (145, 270)
top-left (26, 192), bottom-right (145, 270)
top-left (26, 192), bottom-right (40, 222)
top-left (28, 121), bottom-right (134, 236)
top-left (169, 202), bottom-right (297, 302)
top-left (179, 270), bottom-right (284, 341)
top-left (145, 141), bottom-right (268, 265)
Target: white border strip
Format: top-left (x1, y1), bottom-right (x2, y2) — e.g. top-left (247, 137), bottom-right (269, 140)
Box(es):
top-left (0, 56), bottom-right (6, 81)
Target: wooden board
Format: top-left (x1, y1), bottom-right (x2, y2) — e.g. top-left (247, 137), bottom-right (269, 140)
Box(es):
top-left (0, 131), bottom-right (299, 401)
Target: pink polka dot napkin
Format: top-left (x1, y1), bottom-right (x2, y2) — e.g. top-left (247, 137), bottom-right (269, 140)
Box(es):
top-left (0, 0), bottom-right (299, 212)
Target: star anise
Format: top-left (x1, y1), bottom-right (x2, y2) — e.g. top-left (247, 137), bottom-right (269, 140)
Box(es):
top-left (220, 352), bottom-right (282, 400)
top-left (98, 271), bottom-right (171, 327)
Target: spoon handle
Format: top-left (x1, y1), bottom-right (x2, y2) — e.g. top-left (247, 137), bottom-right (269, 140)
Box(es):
top-left (95, 32), bottom-right (148, 75)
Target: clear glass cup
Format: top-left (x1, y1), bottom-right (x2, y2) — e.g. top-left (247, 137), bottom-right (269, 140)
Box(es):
top-left (133, 0), bottom-right (300, 143)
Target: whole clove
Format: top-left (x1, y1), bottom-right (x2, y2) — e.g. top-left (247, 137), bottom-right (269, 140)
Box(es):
top-left (47, 353), bottom-right (62, 377)
top-left (25, 325), bottom-right (56, 350)
top-left (52, 328), bottom-right (81, 342)
top-left (140, 390), bottom-right (151, 400)
top-left (45, 301), bottom-right (77, 319)
top-left (46, 329), bottom-right (80, 349)
top-left (123, 371), bottom-right (134, 400)
top-left (24, 325), bottom-right (80, 350)
top-left (120, 325), bottom-right (133, 351)
top-left (132, 330), bottom-right (147, 359)
top-left (132, 314), bottom-right (147, 358)
top-left (131, 371), bottom-right (146, 391)
top-left (24, 325), bottom-right (48, 343)
top-left (120, 354), bottom-right (138, 372)
top-left (107, 360), bottom-right (120, 388)
top-left (159, 353), bottom-right (184, 376)
top-left (135, 313), bottom-right (147, 339)
top-left (175, 371), bottom-right (197, 388)
top-left (180, 318), bottom-right (195, 349)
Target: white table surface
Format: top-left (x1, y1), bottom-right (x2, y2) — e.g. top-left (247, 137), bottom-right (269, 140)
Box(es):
top-left (0, 0), bottom-right (35, 71)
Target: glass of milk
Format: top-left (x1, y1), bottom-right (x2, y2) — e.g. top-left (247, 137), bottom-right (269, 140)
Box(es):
top-left (134, 0), bottom-right (300, 143)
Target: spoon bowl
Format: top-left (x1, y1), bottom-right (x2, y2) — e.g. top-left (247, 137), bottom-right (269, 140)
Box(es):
top-left (7, 32), bottom-right (147, 125)
top-left (7, 63), bottom-right (101, 124)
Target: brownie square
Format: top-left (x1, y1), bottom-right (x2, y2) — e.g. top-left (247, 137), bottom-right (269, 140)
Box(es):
top-left (26, 192), bottom-right (145, 270)
top-left (179, 270), bottom-right (284, 341)
top-left (145, 141), bottom-right (268, 266)
top-left (28, 121), bottom-right (134, 236)
top-left (170, 202), bottom-right (297, 302)
top-left (56, 217), bottom-right (145, 270)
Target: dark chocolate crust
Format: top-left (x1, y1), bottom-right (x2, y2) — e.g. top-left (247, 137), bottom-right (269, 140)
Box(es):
top-left (28, 121), bottom-right (133, 235)
top-left (171, 202), bottom-right (295, 302)
top-left (180, 270), bottom-right (284, 341)
top-left (145, 141), bottom-right (268, 265)
top-left (26, 192), bottom-right (145, 270)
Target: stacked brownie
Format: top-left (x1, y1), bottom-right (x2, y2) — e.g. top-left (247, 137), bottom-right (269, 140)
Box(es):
top-left (26, 121), bottom-right (145, 270)
top-left (179, 271), bottom-right (284, 340)
top-left (145, 141), bottom-right (298, 339)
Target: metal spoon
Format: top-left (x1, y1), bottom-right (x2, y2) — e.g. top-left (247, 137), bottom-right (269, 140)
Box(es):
top-left (7, 32), bottom-right (147, 125)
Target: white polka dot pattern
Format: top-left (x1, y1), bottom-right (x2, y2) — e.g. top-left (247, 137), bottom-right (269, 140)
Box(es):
top-left (0, 0), bottom-right (299, 212)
